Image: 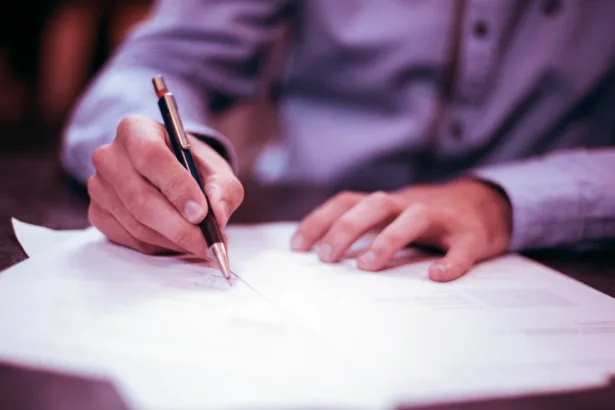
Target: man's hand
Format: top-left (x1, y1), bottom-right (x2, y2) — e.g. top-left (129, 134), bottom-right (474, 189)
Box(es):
top-left (291, 179), bottom-right (513, 281)
top-left (87, 115), bottom-right (244, 256)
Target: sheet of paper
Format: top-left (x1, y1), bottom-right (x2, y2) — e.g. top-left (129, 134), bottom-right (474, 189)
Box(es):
top-left (225, 224), bottom-right (615, 396)
top-left (11, 218), bottom-right (84, 257)
top-left (2, 220), bottom-right (615, 409)
top-left (2, 224), bottom-right (384, 410)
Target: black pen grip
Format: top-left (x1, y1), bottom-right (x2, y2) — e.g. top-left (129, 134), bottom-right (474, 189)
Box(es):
top-left (185, 151), bottom-right (225, 245)
top-left (158, 99), bottom-right (224, 246)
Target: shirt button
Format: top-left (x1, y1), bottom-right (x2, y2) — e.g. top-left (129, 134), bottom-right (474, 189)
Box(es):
top-left (541, 0), bottom-right (562, 16)
top-left (450, 120), bottom-right (464, 140)
top-left (473, 21), bottom-right (488, 38)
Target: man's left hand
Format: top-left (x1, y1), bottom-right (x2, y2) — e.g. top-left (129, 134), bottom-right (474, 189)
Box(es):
top-left (290, 179), bottom-right (513, 282)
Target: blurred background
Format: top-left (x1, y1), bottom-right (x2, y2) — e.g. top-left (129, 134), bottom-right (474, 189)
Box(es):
top-left (0, 0), bottom-right (285, 177)
top-left (0, 0), bottom-right (153, 151)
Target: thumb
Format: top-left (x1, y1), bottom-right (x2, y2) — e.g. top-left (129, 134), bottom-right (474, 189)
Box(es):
top-left (428, 236), bottom-right (482, 282)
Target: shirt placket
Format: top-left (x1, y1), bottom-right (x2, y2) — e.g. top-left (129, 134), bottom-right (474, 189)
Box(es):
top-left (438, 0), bottom-right (514, 154)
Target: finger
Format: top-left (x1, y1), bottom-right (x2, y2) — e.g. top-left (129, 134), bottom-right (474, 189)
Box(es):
top-left (291, 191), bottom-right (363, 252)
top-left (117, 116), bottom-right (210, 224)
top-left (316, 192), bottom-right (402, 263)
top-left (92, 140), bottom-right (209, 258)
top-left (192, 141), bottom-right (244, 228)
top-left (89, 202), bottom-right (165, 255)
top-left (88, 173), bottom-right (185, 254)
top-left (357, 203), bottom-right (430, 271)
top-left (428, 236), bottom-right (482, 282)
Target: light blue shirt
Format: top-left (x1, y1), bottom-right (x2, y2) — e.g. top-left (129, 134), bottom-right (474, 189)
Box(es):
top-left (62, 0), bottom-right (615, 252)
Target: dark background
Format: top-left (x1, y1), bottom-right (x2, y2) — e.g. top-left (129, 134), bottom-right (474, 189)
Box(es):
top-left (0, 0), bottom-right (152, 151)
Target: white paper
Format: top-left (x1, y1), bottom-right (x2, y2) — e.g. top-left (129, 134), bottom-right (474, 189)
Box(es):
top-left (11, 218), bottom-right (84, 257)
top-left (1, 220), bottom-right (615, 409)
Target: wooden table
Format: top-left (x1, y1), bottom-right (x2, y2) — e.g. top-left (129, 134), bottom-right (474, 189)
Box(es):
top-left (1, 145), bottom-right (614, 410)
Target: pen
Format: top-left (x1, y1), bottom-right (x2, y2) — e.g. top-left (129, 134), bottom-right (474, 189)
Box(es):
top-left (152, 75), bottom-right (232, 283)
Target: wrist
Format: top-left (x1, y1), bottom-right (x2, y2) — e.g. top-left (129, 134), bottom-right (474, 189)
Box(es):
top-left (456, 178), bottom-right (513, 252)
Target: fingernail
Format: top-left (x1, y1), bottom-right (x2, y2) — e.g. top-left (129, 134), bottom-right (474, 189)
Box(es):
top-left (184, 200), bottom-right (205, 223)
top-left (430, 263), bottom-right (447, 281)
top-left (291, 234), bottom-right (305, 251)
top-left (358, 250), bottom-right (377, 268)
top-left (316, 244), bottom-right (333, 262)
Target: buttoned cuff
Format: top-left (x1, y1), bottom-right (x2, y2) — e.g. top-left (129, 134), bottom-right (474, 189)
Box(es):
top-left (469, 159), bottom-right (584, 251)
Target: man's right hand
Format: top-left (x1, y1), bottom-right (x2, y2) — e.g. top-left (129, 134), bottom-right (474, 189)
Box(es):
top-left (87, 115), bottom-right (244, 257)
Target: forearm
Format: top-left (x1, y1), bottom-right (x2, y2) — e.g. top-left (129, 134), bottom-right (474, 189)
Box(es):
top-left (472, 147), bottom-right (615, 251)
top-left (61, 0), bottom-right (289, 183)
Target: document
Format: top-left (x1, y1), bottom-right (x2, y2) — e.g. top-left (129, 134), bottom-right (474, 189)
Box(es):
top-left (11, 218), bottom-right (83, 257)
top-left (1, 219), bottom-right (614, 410)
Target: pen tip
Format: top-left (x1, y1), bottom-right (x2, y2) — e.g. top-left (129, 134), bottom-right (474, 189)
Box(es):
top-left (211, 242), bottom-right (232, 283)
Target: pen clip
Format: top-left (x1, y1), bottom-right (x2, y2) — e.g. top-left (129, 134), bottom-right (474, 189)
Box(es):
top-left (153, 75), bottom-right (190, 149)
top-left (168, 98), bottom-right (190, 149)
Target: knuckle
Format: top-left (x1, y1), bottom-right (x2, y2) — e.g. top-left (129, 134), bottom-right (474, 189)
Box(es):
top-left (370, 237), bottom-right (390, 253)
top-left (367, 244), bottom-right (388, 258)
top-left (171, 228), bottom-right (194, 249)
top-left (123, 189), bottom-right (149, 217)
top-left (124, 219), bottom-right (150, 243)
top-left (367, 191), bottom-right (391, 208)
top-left (116, 115), bottom-right (145, 142)
top-left (369, 190), bottom-right (388, 202)
top-left (161, 171), bottom-right (191, 201)
top-left (132, 140), bottom-right (163, 172)
top-left (411, 202), bottom-right (429, 217)
top-left (405, 202), bottom-right (430, 224)
top-left (334, 216), bottom-right (359, 234)
top-left (382, 231), bottom-right (407, 248)
top-left (336, 191), bottom-right (360, 207)
top-left (91, 144), bottom-right (113, 173)
top-left (106, 200), bottom-right (124, 221)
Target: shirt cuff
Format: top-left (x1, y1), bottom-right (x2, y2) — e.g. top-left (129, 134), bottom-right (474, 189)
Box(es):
top-left (469, 159), bottom-right (584, 251)
top-left (182, 121), bottom-right (239, 174)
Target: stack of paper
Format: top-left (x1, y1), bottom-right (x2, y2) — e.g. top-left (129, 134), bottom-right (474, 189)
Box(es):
top-left (1, 219), bottom-right (614, 410)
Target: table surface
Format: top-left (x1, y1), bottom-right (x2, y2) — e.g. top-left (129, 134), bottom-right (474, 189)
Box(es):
top-left (1, 145), bottom-right (614, 410)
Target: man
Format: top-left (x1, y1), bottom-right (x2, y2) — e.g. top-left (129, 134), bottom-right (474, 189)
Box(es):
top-left (61, 1), bottom-right (615, 282)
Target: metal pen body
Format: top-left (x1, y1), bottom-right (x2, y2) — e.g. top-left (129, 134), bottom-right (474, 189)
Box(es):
top-left (153, 76), bottom-right (231, 281)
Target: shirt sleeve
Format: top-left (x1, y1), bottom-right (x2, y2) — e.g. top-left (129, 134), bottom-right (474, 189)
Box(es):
top-left (61, 0), bottom-right (290, 184)
top-left (471, 147), bottom-right (615, 252)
